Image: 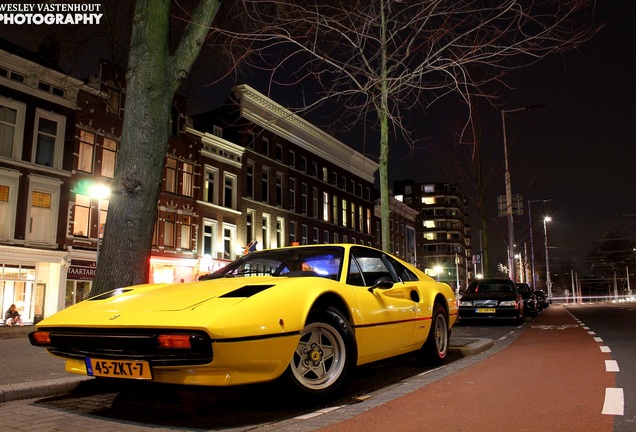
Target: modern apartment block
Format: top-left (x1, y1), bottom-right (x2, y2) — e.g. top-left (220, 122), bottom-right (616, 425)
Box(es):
top-left (0, 43), bottom-right (380, 323)
top-left (393, 180), bottom-right (472, 291)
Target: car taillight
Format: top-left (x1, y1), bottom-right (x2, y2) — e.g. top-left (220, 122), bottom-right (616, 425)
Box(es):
top-left (157, 334), bottom-right (192, 349)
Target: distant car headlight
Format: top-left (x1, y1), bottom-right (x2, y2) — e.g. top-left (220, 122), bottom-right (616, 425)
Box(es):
top-left (459, 300), bottom-right (474, 306)
top-left (499, 300), bottom-right (516, 306)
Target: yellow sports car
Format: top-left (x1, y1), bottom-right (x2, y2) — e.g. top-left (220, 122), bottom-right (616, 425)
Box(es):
top-left (30, 244), bottom-right (457, 399)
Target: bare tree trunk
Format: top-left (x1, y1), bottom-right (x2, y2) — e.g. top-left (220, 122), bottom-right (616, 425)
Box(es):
top-left (91, 0), bottom-right (221, 295)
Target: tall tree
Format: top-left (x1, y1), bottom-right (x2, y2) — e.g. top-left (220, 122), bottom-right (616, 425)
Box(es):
top-left (91, 0), bottom-right (221, 295)
top-left (233, 0), bottom-right (598, 252)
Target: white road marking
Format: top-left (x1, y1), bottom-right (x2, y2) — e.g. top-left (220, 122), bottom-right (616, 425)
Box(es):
top-left (295, 405), bottom-right (345, 420)
top-left (588, 331), bottom-right (596, 335)
top-left (605, 360), bottom-right (620, 372)
top-left (593, 337), bottom-right (603, 343)
top-left (600, 346), bottom-right (611, 353)
top-left (602, 388), bottom-right (624, 415)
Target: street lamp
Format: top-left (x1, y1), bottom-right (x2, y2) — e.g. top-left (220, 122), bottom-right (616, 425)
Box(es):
top-left (501, 104), bottom-right (546, 282)
top-left (433, 265), bottom-right (443, 282)
top-left (543, 216), bottom-right (552, 303)
top-left (89, 184), bottom-right (110, 265)
top-left (528, 198), bottom-right (551, 288)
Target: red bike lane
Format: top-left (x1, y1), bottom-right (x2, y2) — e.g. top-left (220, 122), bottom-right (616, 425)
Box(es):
top-left (319, 304), bottom-right (615, 432)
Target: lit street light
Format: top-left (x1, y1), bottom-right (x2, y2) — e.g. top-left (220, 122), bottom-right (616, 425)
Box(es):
top-left (543, 216), bottom-right (552, 302)
top-left (433, 265), bottom-right (443, 282)
top-left (88, 184), bottom-right (110, 265)
top-left (528, 198), bottom-right (551, 288)
top-left (501, 104), bottom-right (546, 282)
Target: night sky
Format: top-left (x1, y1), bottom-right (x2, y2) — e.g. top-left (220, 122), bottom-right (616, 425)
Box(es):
top-left (2, 1), bottom-right (633, 272)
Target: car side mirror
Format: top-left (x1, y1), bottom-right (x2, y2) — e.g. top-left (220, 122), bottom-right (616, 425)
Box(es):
top-left (368, 277), bottom-right (394, 292)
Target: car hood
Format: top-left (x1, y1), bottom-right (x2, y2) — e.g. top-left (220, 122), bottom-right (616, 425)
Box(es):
top-left (460, 292), bottom-right (517, 302)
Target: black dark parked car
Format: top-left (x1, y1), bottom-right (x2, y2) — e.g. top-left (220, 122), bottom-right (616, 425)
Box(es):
top-left (516, 283), bottom-right (538, 317)
top-left (535, 290), bottom-right (549, 310)
top-left (458, 278), bottom-right (524, 323)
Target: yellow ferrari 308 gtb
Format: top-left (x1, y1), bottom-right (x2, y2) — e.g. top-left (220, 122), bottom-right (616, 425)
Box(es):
top-left (30, 244), bottom-right (457, 400)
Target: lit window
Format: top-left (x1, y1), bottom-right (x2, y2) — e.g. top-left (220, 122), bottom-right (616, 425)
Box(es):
top-left (101, 138), bottom-right (117, 178)
top-left (182, 163), bottom-right (193, 197)
top-left (165, 159), bottom-right (177, 193)
top-left (78, 130), bottom-right (95, 173)
top-left (73, 194), bottom-right (90, 236)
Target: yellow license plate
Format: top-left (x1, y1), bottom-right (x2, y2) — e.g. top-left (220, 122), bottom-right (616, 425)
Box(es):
top-left (476, 308), bottom-right (496, 313)
top-left (86, 358), bottom-right (153, 380)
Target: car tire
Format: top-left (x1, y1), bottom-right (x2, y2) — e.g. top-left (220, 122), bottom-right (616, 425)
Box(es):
top-left (284, 306), bottom-right (357, 400)
top-left (416, 303), bottom-right (449, 366)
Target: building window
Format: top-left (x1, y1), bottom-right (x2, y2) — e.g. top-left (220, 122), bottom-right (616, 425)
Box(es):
top-left (77, 130), bottom-right (95, 173)
top-left (262, 214), bottom-right (271, 249)
top-left (350, 202), bottom-right (356, 231)
top-left (261, 167), bottom-right (270, 203)
top-left (202, 220), bottom-right (217, 257)
top-left (224, 173), bottom-right (237, 209)
top-left (323, 230), bottom-right (329, 244)
top-left (276, 217), bottom-right (284, 248)
top-left (27, 176), bottom-right (60, 245)
top-left (322, 192), bottom-right (329, 222)
top-left (105, 79), bottom-right (121, 116)
top-left (313, 227), bottom-right (319, 244)
top-left (179, 215), bottom-right (192, 250)
top-left (262, 137), bottom-right (269, 156)
top-left (289, 178), bottom-right (296, 212)
top-left (204, 166), bottom-right (218, 204)
top-left (289, 221), bottom-right (297, 244)
top-left (101, 138), bottom-right (117, 178)
top-left (165, 158), bottom-right (177, 193)
top-left (182, 162), bottom-right (193, 197)
top-left (246, 209), bottom-right (255, 246)
top-left (312, 187), bottom-right (319, 218)
top-left (301, 224), bottom-right (308, 245)
top-left (33, 110), bottom-right (65, 169)
top-left (300, 156), bottom-right (307, 173)
top-left (246, 162), bottom-right (254, 198)
top-left (222, 224), bottom-right (237, 260)
top-left (72, 194), bottom-right (90, 236)
top-left (276, 173), bottom-right (283, 207)
top-left (322, 167), bottom-right (328, 182)
top-left (288, 150), bottom-right (295, 168)
top-left (366, 208), bottom-right (372, 235)
top-left (0, 171), bottom-right (19, 241)
top-left (212, 125), bottom-right (222, 138)
top-left (341, 199), bottom-right (347, 227)
top-left (333, 232), bottom-right (338, 243)
top-left (358, 206), bottom-right (364, 233)
top-left (311, 161), bottom-right (318, 177)
top-left (332, 195), bottom-right (338, 225)
top-left (163, 212), bottom-right (175, 247)
top-left (275, 144), bottom-right (283, 161)
top-left (0, 99), bottom-right (25, 160)
top-left (301, 183), bottom-right (308, 214)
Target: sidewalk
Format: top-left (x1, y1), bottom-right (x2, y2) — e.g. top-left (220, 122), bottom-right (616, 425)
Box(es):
top-left (0, 322), bottom-right (494, 403)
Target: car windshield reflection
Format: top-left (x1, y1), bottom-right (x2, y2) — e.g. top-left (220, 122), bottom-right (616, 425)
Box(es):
top-left (200, 246), bottom-right (345, 281)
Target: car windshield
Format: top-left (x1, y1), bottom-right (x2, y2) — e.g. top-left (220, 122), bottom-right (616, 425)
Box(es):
top-left (201, 246), bottom-right (345, 281)
top-left (466, 282), bottom-right (513, 294)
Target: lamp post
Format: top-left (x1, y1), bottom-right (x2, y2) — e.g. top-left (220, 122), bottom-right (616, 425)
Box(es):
top-left (89, 184), bottom-right (110, 265)
top-left (543, 216), bottom-right (552, 302)
top-left (501, 104), bottom-right (546, 282)
top-left (528, 198), bottom-right (551, 288)
top-left (433, 265), bottom-right (443, 282)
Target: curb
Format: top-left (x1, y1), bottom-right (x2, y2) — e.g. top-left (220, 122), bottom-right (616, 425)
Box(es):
top-left (0, 376), bottom-right (91, 403)
top-left (450, 337), bottom-right (495, 357)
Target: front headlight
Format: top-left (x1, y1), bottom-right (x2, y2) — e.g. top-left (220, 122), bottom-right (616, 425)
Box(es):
top-left (499, 300), bottom-right (516, 307)
top-left (459, 300), bottom-right (474, 306)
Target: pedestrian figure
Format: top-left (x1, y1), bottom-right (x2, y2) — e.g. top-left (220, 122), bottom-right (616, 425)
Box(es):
top-left (4, 304), bottom-right (23, 326)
